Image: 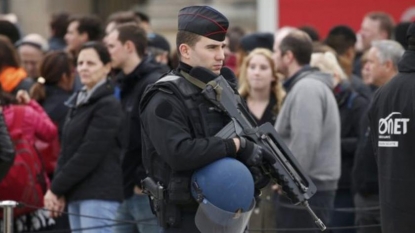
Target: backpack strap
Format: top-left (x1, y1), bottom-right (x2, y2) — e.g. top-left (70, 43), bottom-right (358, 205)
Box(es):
top-left (12, 105), bottom-right (49, 191)
top-left (9, 106), bottom-right (25, 138)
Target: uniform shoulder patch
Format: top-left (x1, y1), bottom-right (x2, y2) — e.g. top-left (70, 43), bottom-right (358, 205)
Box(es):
top-left (155, 100), bottom-right (173, 119)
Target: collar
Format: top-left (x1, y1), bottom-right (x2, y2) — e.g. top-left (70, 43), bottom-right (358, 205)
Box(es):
top-left (398, 50), bottom-right (415, 73)
top-left (283, 65), bottom-right (313, 91)
top-left (178, 62), bottom-right (193, 74)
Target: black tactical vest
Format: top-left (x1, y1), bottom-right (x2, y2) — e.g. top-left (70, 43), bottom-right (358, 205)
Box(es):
top-left (140, 72), bottom-right (231, 186)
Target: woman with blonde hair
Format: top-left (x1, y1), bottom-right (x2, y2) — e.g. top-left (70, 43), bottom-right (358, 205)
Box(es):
top-left (311, 51), bottom-right (369, 232)
top-left (238, 48), bottom-right (285, 232)
top-left (310, 51), bottom-right (348, 87)
top-left (239, 48), bottom-right (285, 125)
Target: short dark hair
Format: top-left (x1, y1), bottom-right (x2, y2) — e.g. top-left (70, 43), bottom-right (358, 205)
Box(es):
top-left (0, 35), bottom-right (20, 69)
top-left (106, 11), bottom-right (140, 27)
top-left (227, 26), bottom-right (246, 52)
top-left (115, 23), bottom-right (147, 58)
top-left (298, 25), bottom-right (320, 42)
top-left (79, 41), bottom-right (111, 65)
top-left (50, 12), bottom-right (71, 38)
top-left (69, 15), bottom-right (103, 41)
top-left (279, 31), bottom-right (313, 65)
top-left (134, 11), bottom-right (150, 23)
top-left (0, 20), bottom-right (20, 44)
top-left (366, 12), bottom-right (395, 39)
top-left (176, 31), bottom-right (201, 58)
top-left (325, 25), bottom-right (357, 55)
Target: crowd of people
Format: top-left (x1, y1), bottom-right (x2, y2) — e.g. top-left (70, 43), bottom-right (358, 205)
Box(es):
top-left (0, 4), bottom-right (414, 233)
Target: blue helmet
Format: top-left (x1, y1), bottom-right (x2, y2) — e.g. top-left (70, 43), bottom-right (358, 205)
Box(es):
top-left (191, 157), bottom-right (255, 233)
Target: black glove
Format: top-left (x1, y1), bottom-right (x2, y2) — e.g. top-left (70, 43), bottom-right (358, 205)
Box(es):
top-left (250, 166), bottom-right (270, 190)
top-left (261, 147), bottom-right (276, 164)
top-left (237, 137), bottom-right (263, 166)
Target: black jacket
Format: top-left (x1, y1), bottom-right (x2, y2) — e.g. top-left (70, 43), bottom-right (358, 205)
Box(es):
top-left (41, 85), bottom-right (74, 138)
top-left (51, 80), bottom-right (123, 202)
top-left (368, 50), bottom-right (415, 233)
top-left (334, 81), bottom-right (369, 189)
top-left (0, 112), bottom-right (15, 181)
top-left (244, 95), bottom-right (277, 126)
top-left (117, 56), bottom-right (166, 198)
top-left (350, 74), bottom-right (372, 100)
top-left (140, 63), bottom-right (236, 181)
top-left (351, 109), bottom-right (379, 196)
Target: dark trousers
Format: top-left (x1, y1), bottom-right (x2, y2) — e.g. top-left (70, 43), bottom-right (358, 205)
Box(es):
top-left (353, 193), bottom-right (381, 233)
top-left (275, 190), bottom-right (335, 233)
top-left (329, 188), bottom-right (355, 233)
top-left (161, 212), bottom-right (200, 233)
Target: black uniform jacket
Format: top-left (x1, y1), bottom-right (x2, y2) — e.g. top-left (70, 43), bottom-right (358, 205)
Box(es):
top-left (368, 50), bottom-right (415, 233)
top-left (140, 63), bottom-right (237, 176)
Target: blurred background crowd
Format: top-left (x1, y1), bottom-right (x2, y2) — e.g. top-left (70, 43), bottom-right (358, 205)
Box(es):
top-left (0, 0), bottom-right (414, 232)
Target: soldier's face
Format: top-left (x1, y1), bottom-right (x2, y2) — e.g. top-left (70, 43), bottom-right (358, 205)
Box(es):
top-left (188, 36), bottom-right (226, 75)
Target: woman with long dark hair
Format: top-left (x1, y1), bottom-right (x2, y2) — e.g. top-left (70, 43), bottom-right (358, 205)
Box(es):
top-left (30, 51), bottom-right (75, 136)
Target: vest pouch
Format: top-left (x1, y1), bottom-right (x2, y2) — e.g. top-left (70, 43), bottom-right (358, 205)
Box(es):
top-left (198, 103), bottom-right (226, 136)
top-left (167, 175), bottom-right (194, 205)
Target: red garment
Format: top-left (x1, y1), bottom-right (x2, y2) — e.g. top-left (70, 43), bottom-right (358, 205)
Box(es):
top-left (3, 100), bottom-right (58, 169)
top-left (224, 54), bottom-right (237, 73)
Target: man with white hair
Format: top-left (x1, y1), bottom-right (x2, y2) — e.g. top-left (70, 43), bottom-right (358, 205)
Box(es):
top-left (367, 22), bottom-right (415, 233)
top-left (16, 33), bottom-right (49, 79)
top-left (363, 40), bottom-right (404, 87)
top-left (352, 39), bottom-right (404, 233)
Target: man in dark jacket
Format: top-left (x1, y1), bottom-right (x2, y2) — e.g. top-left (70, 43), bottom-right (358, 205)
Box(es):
top-left (368, 22), bottom-right (415, 233)
top-left (105, 23), bottom-right (165, 233)
top-left (330, 80), bottom-right (369, 233)
top-left (352, 39), bottom-right (404, 233)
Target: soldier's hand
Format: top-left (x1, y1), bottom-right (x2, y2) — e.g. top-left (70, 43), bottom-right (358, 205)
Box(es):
top-left (237, 137), bottom-right (263, 166)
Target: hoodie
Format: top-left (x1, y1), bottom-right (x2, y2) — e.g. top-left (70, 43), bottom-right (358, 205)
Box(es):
top-left (0, 67), bottom-right (31, 93)
top-left (275, 67), bottom-right (341, 191)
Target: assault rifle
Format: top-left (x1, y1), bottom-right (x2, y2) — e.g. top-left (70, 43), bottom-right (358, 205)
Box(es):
top-left (189, 67), bottom-right (326, 231)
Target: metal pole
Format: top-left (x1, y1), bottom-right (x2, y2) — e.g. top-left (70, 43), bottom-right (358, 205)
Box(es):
top-left (1, 0), bottom-right (9, 14)
top-left (257, 0), bottom-right (278, 32)
top-left (0, 200), bottom-right (18, 233)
